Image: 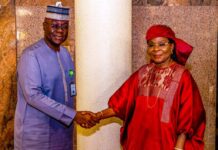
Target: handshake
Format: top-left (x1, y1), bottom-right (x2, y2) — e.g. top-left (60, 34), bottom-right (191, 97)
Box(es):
top-left (74, 111), bottom-right (103, 128)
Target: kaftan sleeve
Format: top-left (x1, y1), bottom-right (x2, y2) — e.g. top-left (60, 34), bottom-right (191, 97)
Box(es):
top-left (108, 71), bottom-right (139, 120)
top-left (18, 51), bottom-right (76, 126)
top-left (177, 70), bottom-right (206, 149)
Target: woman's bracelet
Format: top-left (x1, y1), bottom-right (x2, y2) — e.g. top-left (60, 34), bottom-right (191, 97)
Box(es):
top-left (174, 147), bottom-right (183, 150)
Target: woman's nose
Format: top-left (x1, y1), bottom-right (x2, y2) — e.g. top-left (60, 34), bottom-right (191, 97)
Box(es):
top-left (153, 44), bottom-right (160, 51)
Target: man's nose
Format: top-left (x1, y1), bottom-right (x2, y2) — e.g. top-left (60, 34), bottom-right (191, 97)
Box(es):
top-left (56, 27), bottom-right (64, 32)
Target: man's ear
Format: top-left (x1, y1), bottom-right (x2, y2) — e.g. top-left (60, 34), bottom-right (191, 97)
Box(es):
top-left (43, 22), bottom-right (46, 31)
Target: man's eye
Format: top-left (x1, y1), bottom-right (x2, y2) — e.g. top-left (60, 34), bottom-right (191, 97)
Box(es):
top-left (51, 24), bottom-right (58, 28)
top-left (51, 24), bottom-right (68, 29)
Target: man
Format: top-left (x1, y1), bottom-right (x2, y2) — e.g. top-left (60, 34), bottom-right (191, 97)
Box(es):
top-left (14, 2), bottom-right (96, 150)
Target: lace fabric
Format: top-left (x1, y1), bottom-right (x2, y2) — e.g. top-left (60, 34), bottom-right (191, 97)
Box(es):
top-left (140, 63), bottom-right (176, 91)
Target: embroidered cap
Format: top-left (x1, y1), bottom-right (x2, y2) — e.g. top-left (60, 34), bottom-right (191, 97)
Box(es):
top-left (46, 2), bottom-right (70, 21)
top-left (146, 24), bottom-right (193, 65)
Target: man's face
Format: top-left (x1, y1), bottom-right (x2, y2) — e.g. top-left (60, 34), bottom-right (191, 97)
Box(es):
top-left (43, 18), bottom-right (69, 46)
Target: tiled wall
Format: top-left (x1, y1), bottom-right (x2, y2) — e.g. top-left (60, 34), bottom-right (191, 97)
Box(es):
top-left (132, 6), bottom-right (217, 150)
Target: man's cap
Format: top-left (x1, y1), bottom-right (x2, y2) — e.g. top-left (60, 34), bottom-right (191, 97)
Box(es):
top-left (46, 2), bottom-right (70, 21)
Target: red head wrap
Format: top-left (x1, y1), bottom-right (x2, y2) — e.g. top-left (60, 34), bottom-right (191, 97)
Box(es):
top-left (146, 24), bottom-right (193, 65)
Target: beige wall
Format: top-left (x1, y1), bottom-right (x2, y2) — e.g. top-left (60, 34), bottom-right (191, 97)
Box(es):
top-left (75, 1), bottom-right (131, 149)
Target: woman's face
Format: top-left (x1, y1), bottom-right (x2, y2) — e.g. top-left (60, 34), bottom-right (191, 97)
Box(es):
top-left (147, 37), bottom-right (174, 67)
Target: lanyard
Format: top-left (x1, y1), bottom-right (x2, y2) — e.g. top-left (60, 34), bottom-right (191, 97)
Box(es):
top-left (57, 52), bottom-right (68, 102)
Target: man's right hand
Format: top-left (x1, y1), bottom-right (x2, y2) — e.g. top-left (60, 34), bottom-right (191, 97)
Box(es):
top-left (74, 111), bottom-right (99, 128)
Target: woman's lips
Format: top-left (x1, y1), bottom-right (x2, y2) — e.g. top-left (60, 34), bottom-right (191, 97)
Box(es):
top-left (153, 54), bottom-right (162, 59)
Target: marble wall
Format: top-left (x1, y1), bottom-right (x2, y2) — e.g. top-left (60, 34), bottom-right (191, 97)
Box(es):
top-left (132, 0), bottom-right (217, 6)
top-left (0, 0), bottom-right (16, 149)
top-left (15, 0), bottom-right (74, 7)
top-left (132, 6), bottom-right (217, 150)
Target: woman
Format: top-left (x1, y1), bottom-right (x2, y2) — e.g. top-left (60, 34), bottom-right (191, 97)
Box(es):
top-left (94, 24), bottom-right (206, 150)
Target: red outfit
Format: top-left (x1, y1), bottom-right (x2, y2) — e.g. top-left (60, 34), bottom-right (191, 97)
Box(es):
top-left (108, 63), bottom-right (206, 150)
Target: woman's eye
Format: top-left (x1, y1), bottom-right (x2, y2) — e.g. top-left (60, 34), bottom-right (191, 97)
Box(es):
top-left (159, 43), bottom-right (166, 47)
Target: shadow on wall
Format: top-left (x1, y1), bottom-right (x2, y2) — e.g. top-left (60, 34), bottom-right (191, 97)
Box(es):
top-left (77, 117), bottom-right (122, 136)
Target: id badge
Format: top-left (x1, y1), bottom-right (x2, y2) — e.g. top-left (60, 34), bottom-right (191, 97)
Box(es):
top-left (70, 83), bottom-right (76, 96)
